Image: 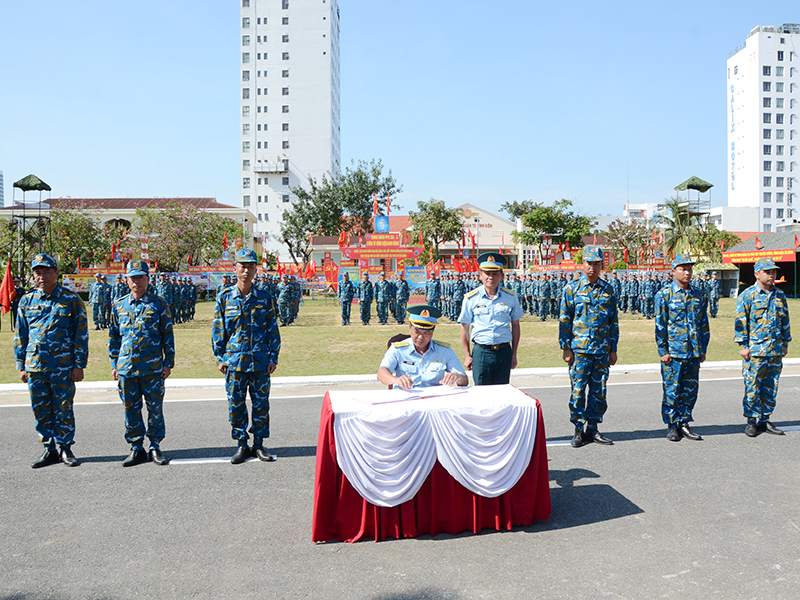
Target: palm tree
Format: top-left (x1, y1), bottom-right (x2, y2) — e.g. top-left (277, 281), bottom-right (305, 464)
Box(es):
top-left (661, 198), bottom-right (701, 256)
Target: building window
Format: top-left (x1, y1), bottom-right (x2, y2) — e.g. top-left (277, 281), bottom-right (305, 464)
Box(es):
top-left (764, 129), bottom-right (771, 139)
top-left (282, 16), bottom-right (289, 25)
top-left (243, 160), bottom-right (250, 171)
top-left (243, 124), bottom-right (250, 135)
top-left (776, 66), bottom-right (784, 77)
top-left (764, 82), bottom-right (771, 92)
top-left (777, 177), bottom-right (784, 187)
top-left (264, 178), bottom-right (269, 185)
top-left (764, 192), bottom-right (772, 202)
top-left (764, 145), bottom-right (772, 155)
top-left (282, 34), bottom-right (289, 43)
top-left (777, 162), bottom-right (785, 171)
top-left (777, 192), bottom-right (785, 203)
top-left (776, 129), bottom-right (784, 139)
top-left (243, 141), bottom-right (250, 152)
top-left (764, 113), bottom-right (772, 124)
top-left (282, 141), bottom-right (289, 149)
top-left (764, 161), bottom-right (772, 171)
top-left (778, 51), bottom-right (784, 61)
top-left (777, 98), bottom-right (784, 108)
top-left (282, 87), bottom-right (289, 95)
top-left (282, 69), bottom-right (289, 78)
top-left (764, 208), bottom-right (772, 218)
top-left (242, 70), bottom-right (250, 82)
top-left (777, 209), bottom-right (784, 218)
top-left (258, 214), bottom-right (262, 221)
top-left (282, 123), bottom-right (289, 131)
top-left (763, 66), bottom-right (771, 76)
top-left (776, 114), bottom-right (784, 124)
top-left (243, 195), bottom-right (250, 206)
top-left (257, 88), bottom-right (260, 95)
top-left (764, 224), bottom-right (772, 232)
top-left (282, 194), bottom-right (290, 202)
top-left (282, 177), bottom-right (289, 186)
top-left (243, 177), bottom-right (251, 189)
top-left (242, 35), bottom-right (250, 46)
top-left (242, 17), bottom-right (250, 28)
top-left (777, 145), bottom-right (784, 156)
top-left (264, 214), bottom-right (269, 222)
top-left (764, 177), bottom-right (772, 186)
top-left (282, 0), bottom-right (289, 8)
top-left (788, 209), bottom-right (793, 218)
top-left (282, 52), bottom-right (289, 60)
top-left (242, 53), bottom-right (250, 64)
top-left (242, 88), bottom-right (250, 99)
top-left (282, 105), bottom-right (289, 113)
top-left (764, 97), bottom-right (772, 108)
top-left (242, 106), bottom-right (250, 117)
top-left (776, 82), bottom-right (784, 92)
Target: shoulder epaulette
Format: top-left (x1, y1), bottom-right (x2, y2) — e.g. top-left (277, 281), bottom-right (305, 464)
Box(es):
top-left (465, 288), bottom-right (480, 298)
top-left (501, 286), bottom-right (514, 294)
top-left (392, 340), bottom-right (410, 348)
top-left (434, 340), bottom-right (451, 348)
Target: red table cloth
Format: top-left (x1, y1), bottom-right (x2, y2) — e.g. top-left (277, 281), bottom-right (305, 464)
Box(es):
top-left (312, 387), bottom-right (551, 542)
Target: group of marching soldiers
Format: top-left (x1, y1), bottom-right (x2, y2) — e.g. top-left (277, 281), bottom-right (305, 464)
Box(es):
top-left (420, 269), bottom-right (723, 324)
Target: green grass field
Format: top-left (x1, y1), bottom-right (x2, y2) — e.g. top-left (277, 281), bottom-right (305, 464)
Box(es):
top-left (1, 297), bottom-right (797, 383)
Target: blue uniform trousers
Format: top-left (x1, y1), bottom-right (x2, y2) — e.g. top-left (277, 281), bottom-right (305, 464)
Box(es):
top-left (709, 298), bottom-right (719, 318)
top-left (278, 300), bottom-right (290, 326)
top-left (118, 374), bottom-right (165, 450)
top-left (395, 300), bottom-right (407, 323)
top-left (341, 299), bottom-right (352, 324)
top-left (92, 303), bottom-right (103, 328)
top-left (226, 370), bottom-right (271, 445)
top-left (376, 300), bottom-right (389, 324)
top-left (569, 353), bottom-right (610, 430)
top-left (660, 357), bottom-right (700, 426)
top-left (472, 343), bottom-right (513, 386)
top-left (28, 371), bottom-right (76, 448)
top-left (742, 356), bottom-right (782, 423)
top-left (360, 301), bottom-right (371, 324)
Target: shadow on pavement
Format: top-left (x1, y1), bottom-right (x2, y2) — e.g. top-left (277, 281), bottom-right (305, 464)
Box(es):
top-left (369, 590), bottom-right (462, 600)
top-left (162, 445), bottom-right (318, 459)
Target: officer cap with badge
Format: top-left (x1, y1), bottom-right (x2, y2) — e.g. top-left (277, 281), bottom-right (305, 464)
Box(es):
top-left (126, 260), bottom-right (149, 277)
top-left (406, 304), bottom-right (441, 330)
top-left (31, 253), bottom-right (58, 269)
top-left (477, 252), bottom-right (506, 271)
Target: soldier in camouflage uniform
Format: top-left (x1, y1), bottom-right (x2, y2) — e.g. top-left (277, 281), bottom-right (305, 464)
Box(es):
top-left (374, 272), bottom-right (390, 325)
top-left (14, 253), bottom-right (89, 468)
top-left (112, 275), bottom-right (128, 302)
top-left (735, 258), bottom-right (791, 437)
top-left (338, 273), bottom-right (355, 325)
top-left (426, 274), bottom-right (441, 311)
top-left (277, 274), bottom-right (291, 326)
top-left (212, 249), bottom-right (281, 464)
top-left (357, 271), bottom-right (374, 325)
top-left (395, 272), bottom-right (410, 323)
top-left (538, 274), bottom-right (551, 321)
top-left (452, 272), bottom-right (466, 322)
top-left (708, 272), bottom-right (721, 318)
top-left (655, 255), bottom-right (710, 442)
top-left (559, 247), bottom-right (619, 448)
top-left (108, 260), bottom-right (175, 467)
top-left (100, 275), bottom-right (112, 328)
top-left (90, 273), bottom-right (104, 330)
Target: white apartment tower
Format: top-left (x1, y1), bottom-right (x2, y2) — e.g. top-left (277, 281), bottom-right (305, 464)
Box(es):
top-left (240, 0), bottom-right (341, 251)
top-left (727, 24), bottom-right (799, 232)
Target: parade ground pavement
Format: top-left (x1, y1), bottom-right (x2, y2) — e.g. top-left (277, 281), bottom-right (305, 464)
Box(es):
top-left (2, 363), bottom-right (800, 600)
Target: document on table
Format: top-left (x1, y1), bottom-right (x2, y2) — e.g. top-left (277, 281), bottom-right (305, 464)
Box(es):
top-left (349, 386), bottom-right (469, 405)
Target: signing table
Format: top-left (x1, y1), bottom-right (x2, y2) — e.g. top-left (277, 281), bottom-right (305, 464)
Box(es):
top-left (312, 384), bottom-right (551, 542)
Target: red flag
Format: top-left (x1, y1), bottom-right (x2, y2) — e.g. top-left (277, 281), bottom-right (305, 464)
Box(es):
top-left (472, 257), bottom-right (480, 272)
top-left (755, 237), bottom-right (762, 250)
top-left (187, 255), bottom-right (191, 265)
top-left (373, 193), bottom-right (379, 216)
top-left (338, 230), bottom-right (346, 247)
top-left (414, 256), bottom-right (419, 267)
top-left (593, 234), bottom-right (597, 245)
top-left (358, 232), bottom-right (363, 247)
top-left (557, 242), bottom-right (563, 254)
top-left (566, 240), bottom-right (571, 252)
top-left (223, 231), bottom-right (229, 250)
top-left (795, 234), bottom-right (799, 249)
top-left (386, 194), bottom-right (391, 217)
top-left (623, 248), bottom-right (629, 263)
top-left (0, 257), bottom-right (16, 315)
top-left (154, 260), bottom-right (159, 271)
top-left (111, 242), bottom-right (116, 257)
top-left (418, 231), bottom-right (424, 246)
top-left (309, 232), bottom-right (313, 246)
top-left (77, 257), bottom-right (81, 270)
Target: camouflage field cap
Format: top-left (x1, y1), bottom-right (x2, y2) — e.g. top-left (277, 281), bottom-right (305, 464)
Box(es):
top-left (126, 260), bottom-right (149, 277)
top-left (583, 246), bottom-right (604, 262)
top-left (235, 248), bottom-right (258, 264)
top-left (754, 257), bottom-right (779, 272)
top-left (31, 253), bottom-right (58, 269)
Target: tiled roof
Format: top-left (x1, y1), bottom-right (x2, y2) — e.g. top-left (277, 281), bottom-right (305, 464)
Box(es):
top-left (726, 231), bottom-right (798, 252)
top-left (0, 198), bottom-right (237, 211)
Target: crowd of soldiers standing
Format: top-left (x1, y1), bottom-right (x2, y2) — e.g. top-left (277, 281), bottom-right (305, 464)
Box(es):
top-left (420, 269), bottom-right (723, 323)
top-left (218, 272), bottom-right (303, 327)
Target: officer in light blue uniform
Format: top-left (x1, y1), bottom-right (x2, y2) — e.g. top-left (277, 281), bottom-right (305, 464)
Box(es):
top-left (378, 305), bottom-right (468, 388)
top-left (559, 247), bottom-right (619, 448)
top-left (108, 260), bottom-right (175, 467)
top-left (655, 254), bottom-right (710, 442)
top-left (14, 253), bottom-right (89, 468)
top-left (735, 257), bottom-right (791, 437)
top-left (212, 249), bottom-right (281, 464)
top-left (338, 273), bottom-right (355, 325)
top-left (458, 252), bottom-right (524, 385)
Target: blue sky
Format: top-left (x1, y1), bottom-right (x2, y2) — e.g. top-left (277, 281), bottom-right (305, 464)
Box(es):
top-left (1, 1), bottom-right (797, 220)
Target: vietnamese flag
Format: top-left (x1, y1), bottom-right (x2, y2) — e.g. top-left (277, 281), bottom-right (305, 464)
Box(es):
top-left (386, 194), bottom-right (391, 217)
top-left (593, 234), bottom-right (597, 245)
top-left (418, 231), bottom-right (424, 247)
top-left (755, 237), bottom-right (762, 250)
top-left (472, 257), bottom-right (480, 272)
top-left (0, 257), bottom-right (16, 315)
top-left (623, 248), bottom-right (629, 263)
top-left (223, 231), bottom-right (229, 250)
top-left (373, 193), bottom-right (379, 216)
top-left (795, 234), bottom-right (799, 249)
top-left (77, 257), bottom-right (81, 270)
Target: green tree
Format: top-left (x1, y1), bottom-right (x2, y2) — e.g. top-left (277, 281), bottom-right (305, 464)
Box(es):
top-left (511, 199), bottom-right (591, 261)
top-left (691, 224), bottom-right (741, 263)
top-left (408, 199), bottom-right (464, 262)
top-left (282, 159), bottom-right (402, 264)
top-left (499, 200), bottom-right (538, 220)
top-left (49, 205), bottom-right (109, 273)
top-left (602, 218), bottom-right (656, 262)
top-left (660, 198), bottom-right (701, 256)
top-left (0, 215), bottom-right (49, 277)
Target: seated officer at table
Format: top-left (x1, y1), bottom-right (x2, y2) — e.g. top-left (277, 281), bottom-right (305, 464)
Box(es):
top-left (378, 305), bottom-right (468, 389)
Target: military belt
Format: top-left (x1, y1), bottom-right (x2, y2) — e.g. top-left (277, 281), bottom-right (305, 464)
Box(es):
top-left (473, 342), bottom-right (510, 351)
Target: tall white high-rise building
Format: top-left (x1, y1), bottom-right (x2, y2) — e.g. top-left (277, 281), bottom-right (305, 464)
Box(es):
top-left (240, 0), bottom-right (341, 252)
top-left (727, 24), bottom-right (799, 232)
